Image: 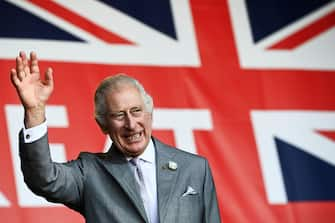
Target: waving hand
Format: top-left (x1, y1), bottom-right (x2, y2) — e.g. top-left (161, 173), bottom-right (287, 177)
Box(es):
top-left (10, 51), bottom-right (54, 128)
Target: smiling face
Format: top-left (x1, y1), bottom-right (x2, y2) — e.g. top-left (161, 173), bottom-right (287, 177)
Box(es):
top-left (103, 84), bottom-right (153, 157)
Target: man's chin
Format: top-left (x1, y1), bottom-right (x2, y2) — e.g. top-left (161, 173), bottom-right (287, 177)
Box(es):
top-left (125, 149), bottom-right (145, 157)
top-left (122, 144), bottom-right (146, 156)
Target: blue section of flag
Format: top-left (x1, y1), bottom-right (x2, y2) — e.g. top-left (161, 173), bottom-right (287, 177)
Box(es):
top-left (99, 0), bottom-right (177, 39)
top-left (275, 137), bottom-right (335, 201)
top-left (246, 0), bottom-right (331, 43)
top-left (0, 1), bottom-right (83, 41)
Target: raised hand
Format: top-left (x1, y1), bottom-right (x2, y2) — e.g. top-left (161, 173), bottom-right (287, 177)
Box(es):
top-left (10, 51), bottom-right (54, 127)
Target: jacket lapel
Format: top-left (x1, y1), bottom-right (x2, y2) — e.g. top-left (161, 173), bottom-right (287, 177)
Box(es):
top-left (97, 145), bottom-right (149, 223)
top-left (154, 138), bottom-right (179, 223)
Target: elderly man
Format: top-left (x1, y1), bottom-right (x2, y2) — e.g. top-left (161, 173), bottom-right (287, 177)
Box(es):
top-left (10, 51), bottom-right (221, 223)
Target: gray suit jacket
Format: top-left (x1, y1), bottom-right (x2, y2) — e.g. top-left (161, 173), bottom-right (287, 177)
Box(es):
top-left (19, 132), bottom-right (221, 223)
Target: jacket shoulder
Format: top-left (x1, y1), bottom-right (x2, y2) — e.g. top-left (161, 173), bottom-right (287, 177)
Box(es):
top-left (153, 137), bottom-right (208, 166)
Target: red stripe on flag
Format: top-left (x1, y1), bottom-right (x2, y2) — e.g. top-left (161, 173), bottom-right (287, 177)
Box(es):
top-left (317, 130), bottom-right (335, 142)
top-left (268, 10), bottom-right (335, 50)
top-left (29, 0), bottom-right (133, 44)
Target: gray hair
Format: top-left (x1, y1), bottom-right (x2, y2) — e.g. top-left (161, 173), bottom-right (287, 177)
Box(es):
top-left (94, 74), bottom-right (153, 130)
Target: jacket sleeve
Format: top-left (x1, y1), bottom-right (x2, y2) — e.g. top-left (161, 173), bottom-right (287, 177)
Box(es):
top-left (203, 159), bottom-right (221, 223)
top-left (19, 130), bottom-right (85, 213)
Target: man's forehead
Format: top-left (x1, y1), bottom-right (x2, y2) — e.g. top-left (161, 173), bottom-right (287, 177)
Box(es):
top-left (105, 86), bottom-right (144, 107)
top-left (107, 83), bottom-right (139, 94)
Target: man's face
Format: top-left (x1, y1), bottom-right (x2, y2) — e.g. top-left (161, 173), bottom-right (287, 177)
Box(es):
top-left (103, 84), bottom-right (152, 157)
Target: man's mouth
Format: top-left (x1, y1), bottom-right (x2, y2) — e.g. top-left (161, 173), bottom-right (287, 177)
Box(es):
top-left (125, 132), bottom-right (142, 143)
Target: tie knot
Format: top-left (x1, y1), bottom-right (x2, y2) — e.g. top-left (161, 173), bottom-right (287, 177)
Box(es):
top-left (130, 157), bottom-right (140, 167)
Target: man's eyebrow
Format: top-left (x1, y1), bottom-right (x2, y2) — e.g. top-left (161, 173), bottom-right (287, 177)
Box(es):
top-left (109, 106), bottom-right (143, 113)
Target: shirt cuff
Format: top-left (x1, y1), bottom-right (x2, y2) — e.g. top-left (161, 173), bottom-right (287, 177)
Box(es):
top-left (23, 121), bottom-right (47, 143)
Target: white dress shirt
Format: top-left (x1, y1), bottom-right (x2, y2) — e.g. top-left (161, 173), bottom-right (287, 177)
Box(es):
top-left (133, 140), bottom-right (158, 223)
top-left (23, 121), bottom-right (47, 143)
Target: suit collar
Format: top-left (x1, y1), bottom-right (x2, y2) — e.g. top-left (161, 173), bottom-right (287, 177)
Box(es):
top-left (101, 138), bottom-right (180, 223)
top-left (135, 139), bottom-right (155, 164)
top-left (153, 138), bottom-right (179, 223)
top-left (99, 145), bottom-right (149, 222)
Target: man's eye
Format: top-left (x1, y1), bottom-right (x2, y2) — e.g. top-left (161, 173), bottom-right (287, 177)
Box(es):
top-left (111, 113), bottom-right (125, 119)
top-left (131, 108), bottom-right (143, 116)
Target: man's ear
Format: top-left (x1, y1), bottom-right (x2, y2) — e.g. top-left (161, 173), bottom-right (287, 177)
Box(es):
top-left (149, 111), bottom-right (153, 122)
top-left (95, 118), bottom-right (108, 134)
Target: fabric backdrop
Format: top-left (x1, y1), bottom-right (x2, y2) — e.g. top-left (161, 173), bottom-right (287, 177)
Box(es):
top-left (0, 0), bottom-right (334, 222)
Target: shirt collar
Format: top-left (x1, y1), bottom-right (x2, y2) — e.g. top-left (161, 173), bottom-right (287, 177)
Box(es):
top-left (138, 139), bottom-right (155, 164)
top-left (125, 139), bottom-right (155, 164)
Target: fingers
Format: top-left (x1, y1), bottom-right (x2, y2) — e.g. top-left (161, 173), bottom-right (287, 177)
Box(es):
top-left (30, 51), bottom-right (40, 74)
top-left (16, 54), bottom-right (26, 81)
top-left (15, 51), bottom-right (41, 80)
top-left (10, 68), bottom-right (21, 88)
top-left (44, 67), bottom-right (54, 89)
top-left (16, 51), bottom-right (30, 81)
top-left (13, 51), bottom-right (51, 85)
top-left (20, 51), bottom-right (30, 75)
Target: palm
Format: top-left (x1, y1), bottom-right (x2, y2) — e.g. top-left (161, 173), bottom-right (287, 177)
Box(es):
top-left (11, 52), bottom-right (54, 109)
top-left (17, 71), bottom-right (52, 108)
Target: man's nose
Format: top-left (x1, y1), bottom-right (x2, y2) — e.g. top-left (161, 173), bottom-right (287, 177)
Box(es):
top-left (124, 113), bottom-right (136, 129)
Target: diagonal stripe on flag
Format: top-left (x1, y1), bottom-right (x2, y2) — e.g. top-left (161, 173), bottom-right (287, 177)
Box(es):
top-left (268, 10), bottom-right (335, 50)
top-left (29, 0), bottom-right (133, 44)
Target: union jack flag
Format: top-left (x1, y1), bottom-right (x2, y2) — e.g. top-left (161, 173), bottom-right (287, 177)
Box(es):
top-left (0, 1), bottom-right (334, 223)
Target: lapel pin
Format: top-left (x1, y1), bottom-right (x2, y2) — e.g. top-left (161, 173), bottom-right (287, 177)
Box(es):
top-left (168, 161), bottom-right (178, 170)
